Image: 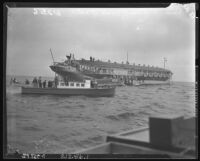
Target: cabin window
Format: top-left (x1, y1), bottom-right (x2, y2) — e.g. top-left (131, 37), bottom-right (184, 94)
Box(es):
top-left (76, 83), bottom-right (80, 87)
top-left (81, 83), bottom-right (85, 87)
top-left (70, 83), bottom-right (74, 86)
top-left (60, 83), bottom-right (65, 86)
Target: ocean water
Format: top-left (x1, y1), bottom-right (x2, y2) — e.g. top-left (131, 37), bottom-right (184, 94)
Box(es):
top-left (5, 75), bottom-right (196, 154)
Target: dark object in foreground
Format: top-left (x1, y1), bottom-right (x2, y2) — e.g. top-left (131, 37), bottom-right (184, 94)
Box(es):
top-left (76, 115), bottom-right (196, 159)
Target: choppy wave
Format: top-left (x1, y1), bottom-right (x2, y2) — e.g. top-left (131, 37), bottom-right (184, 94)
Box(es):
top-left (106, 112), bottom-right (137, 121)
top-left (6, 75), bottom-right (196, 154)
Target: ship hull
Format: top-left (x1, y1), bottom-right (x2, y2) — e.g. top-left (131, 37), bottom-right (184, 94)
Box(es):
top-left (50, 65), bottom-right (171, 84)
top-left (132, 80), bottom-right (171, 86)
top-left (50, 65), bottom-right (85, 81)
top-left (83, 73), bottom-right (111, 79)
top-left (50, 65), bottom-right (111, 80)
top-left (21, 87), bottom-right (116, 97)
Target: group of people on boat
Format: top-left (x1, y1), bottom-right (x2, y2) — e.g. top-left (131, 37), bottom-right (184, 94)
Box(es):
top-left (32, 76), bottom-right (55, 88)
top-left (90, 56), bottom-right (95, 62)
top-left (10, 77), bottom-right (20, 85)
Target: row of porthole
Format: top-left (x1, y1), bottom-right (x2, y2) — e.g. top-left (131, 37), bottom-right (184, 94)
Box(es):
top-left (79, 65), bottom-right (171, 77)
top-left (59, 82), bottom-right (85, 87)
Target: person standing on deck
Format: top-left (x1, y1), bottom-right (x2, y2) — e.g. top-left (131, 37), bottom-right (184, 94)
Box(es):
top-left (38, 76), bottom-right (42, 88)
top-left (25, 79), bottom-right (30, 85)
top-left (54, 76), bottom-right (58, 88)
top-left (91, 80), bottom-right (94, 88)
top-left (94, 79), bottom-right (98, 88)
top-left (47, 80), bottom-right (51, 88)
top-left (13, 78), bottom-right (16, 83)
top-left (32, 77), bottom-right (38, 87)
top-left (43, 80), bottom-right (46, 88)
top-left (10, 77), bottom-right (13, 85)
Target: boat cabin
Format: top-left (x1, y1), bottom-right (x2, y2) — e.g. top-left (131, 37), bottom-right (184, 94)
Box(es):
top-left (57, 80), bottom-right (91, 89)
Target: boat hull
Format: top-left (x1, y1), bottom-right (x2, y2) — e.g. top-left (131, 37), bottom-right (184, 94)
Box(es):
top-left (21, 87), bottom-right (115, 97)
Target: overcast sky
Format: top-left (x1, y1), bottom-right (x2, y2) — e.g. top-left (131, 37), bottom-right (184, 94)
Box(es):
top-left (6, 3), bottom-right (195, 82)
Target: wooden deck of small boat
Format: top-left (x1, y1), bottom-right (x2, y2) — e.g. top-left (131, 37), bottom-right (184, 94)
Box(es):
top-left (21, 86), bottom-right (116, 97)
top-left (75, 115), bottom-right (196, 158)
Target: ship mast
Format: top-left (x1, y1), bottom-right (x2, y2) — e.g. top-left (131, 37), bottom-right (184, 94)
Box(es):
top-left (126, 51), bottom-right (129, 64)
top-left (50, 48), bottom-right (55, 64)
top-left (50, 48), bottom-right (57, 78)
top-left (163, 57), bottom-right (167, 69)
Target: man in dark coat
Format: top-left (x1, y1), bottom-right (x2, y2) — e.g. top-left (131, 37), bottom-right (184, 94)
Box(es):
top-left (54, 76), bottom-right (58, 88)
top-left (43, 80), bottom-right (46, 88)
top-left (38, 77), bottom-right (42, 88)
top-left (32, 77), bottom-right (38, 87)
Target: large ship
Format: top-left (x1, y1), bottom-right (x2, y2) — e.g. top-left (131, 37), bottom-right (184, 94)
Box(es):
top-left (49, 53), bottom-right (173, 86)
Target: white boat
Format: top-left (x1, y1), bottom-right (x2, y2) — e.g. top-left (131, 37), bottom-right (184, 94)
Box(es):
top-left (21, 79), bottom-right (116, 97)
